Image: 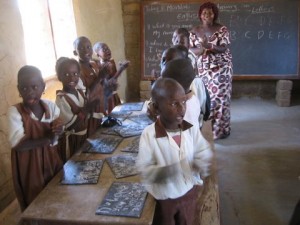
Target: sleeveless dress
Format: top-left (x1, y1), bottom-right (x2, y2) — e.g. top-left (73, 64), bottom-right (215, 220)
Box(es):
top-left (9, 101), bottom-right (63, 211)
top-left (56, 89), bottom-right (87, 162)
top-left (191, 26), bottom-right (233, 139)
top-left (79, 60), bottom-right (105, 137)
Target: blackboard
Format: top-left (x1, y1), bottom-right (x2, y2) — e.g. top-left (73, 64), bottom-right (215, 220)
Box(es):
top-left (141, 0), bottom-right (300, 80)
top-left (95, 182), bottom-right (147, 218)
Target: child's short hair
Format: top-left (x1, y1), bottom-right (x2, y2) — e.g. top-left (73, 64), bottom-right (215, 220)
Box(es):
top-left (17, 65), bottom-right (43, 83)
top-left (161, 58), bottom-right (195, 92)
top-left (151, 77), bottom-right (183, 103)
top-left (73, 36), bottom-right (90, 50)
top-left (55, 57), bottom-right (80, 77)
top-left (93, 42), bottom-right (105, 54)
top-left (175, 28), bottom-right (190, 39)
top-left (161, 45), bottom-right (188, 69)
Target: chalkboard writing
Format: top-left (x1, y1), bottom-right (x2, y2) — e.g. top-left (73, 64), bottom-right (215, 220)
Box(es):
top-left (142, 1), bottom-right (299, 79)
top-left (95, 182), bottom-right (147, 218)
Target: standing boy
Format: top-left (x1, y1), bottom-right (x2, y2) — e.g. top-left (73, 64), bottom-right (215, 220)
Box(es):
top-left (136, 78), bottom-right (213, 225)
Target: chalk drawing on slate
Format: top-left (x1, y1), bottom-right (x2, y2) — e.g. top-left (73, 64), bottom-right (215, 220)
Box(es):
top-left (84, 135), bottom-right (123, 154)
top-left (95, 182), bottom-right (147, 218)
top-left (120, 102), bottom-right (144, 111)
top-left (113, 123), bottom-right (146, 138)
top-left (127, 114), bottom-right (153, 125)
top-left (61, 159), bottom-right (103, 184)
top-left (106, 154), bottom-right (138, 179)
top-left (109, 111), bottom-right (132, 121)
top-left (121, 136), bottom-right (140, 153)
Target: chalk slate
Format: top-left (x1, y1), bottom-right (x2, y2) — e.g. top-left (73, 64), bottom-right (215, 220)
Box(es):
top-left (120, 136), bottom-right (140, 153)
top-left (84, 135), bottom-right (123, 154)
top-left (95, 182), bottom-right (147, 218)
top-left (106, 154), bottom-right (138, 178)
top-left (61, 160), bottom-right (103, 185)
top-left (120, 102), bottom-right (145, 111)
top-left (142, 1), bottom-right (299, 79)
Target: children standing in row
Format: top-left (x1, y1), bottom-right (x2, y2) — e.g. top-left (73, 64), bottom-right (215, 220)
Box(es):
top-left (8, 65), bottom-right (64, 211)
top-left (137, 77), bottom-right (213, 225)
top-left (172, 28), bottom-right (211, 126)
top-left (93, 42), bottom-right (130, 114)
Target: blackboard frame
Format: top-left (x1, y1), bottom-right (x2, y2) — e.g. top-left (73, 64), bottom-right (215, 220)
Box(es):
top-left (140, 0), bottom-right (300, 80)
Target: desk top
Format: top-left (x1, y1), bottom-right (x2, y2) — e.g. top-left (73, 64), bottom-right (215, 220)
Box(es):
top-left (21, 102), bottom-right (218, 225)
top-left (21, 103), bottom-right (156, 225)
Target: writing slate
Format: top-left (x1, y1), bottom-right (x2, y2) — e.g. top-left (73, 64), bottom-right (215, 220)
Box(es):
top-left (61, 160), bottom-right (103, 185)
top-left (95, 182), bottom-right (148, 218)
top-left (141, 1), bottom-right (299, 79)
top-left (106, 153), bottom-right (138, 178)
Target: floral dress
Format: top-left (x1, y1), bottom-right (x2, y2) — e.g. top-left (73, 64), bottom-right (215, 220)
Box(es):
top-left (191, 26), bottom-right (233, 139)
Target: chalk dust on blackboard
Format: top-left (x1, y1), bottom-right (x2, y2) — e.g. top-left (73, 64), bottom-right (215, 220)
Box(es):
top-left (106, 153), bottom-right (138, 179)
top-left (61, 159), bottom-right (103, 185)
top-left (83, 135), bottom-right (123, 154)
top-left (95, 182), bottom-right (147, 218)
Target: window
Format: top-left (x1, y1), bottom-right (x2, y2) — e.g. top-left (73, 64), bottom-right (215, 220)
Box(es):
top-left (17, 0), bottom-right (77, 78)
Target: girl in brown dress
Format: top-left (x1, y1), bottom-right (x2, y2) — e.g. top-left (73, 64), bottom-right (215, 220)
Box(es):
top-left (8, 65), bottom-right (63, 211)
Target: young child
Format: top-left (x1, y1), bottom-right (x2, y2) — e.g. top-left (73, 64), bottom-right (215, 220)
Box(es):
top-left (55, 57), bottom-right (96, 162)
top-left (172, 28), bottom-right (211, 124)
top-left (136, 77), bottom-right (213, 225)
top-left (161, 58), bottom-right (201, 127)
top-left (93, 42), bottom-right (130, 114)
top-left (73, 36), bottom-right (105, 137)
top-left (7, 65), bottom-right (63, 211)
top-left (160, 45), bottom-right (188, 69)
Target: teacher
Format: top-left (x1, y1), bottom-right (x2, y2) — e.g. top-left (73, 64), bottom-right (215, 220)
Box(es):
top-left (190, 2), bottom-right (233, 140)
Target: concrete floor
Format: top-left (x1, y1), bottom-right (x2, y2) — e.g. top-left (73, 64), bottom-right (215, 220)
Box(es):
top-left (1, 97), bottom-right (299, 225)
top-left (215, 97), bottom-right (300, 225)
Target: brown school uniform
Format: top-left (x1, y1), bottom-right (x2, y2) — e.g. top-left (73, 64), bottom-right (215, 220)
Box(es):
top-left (79, 60), bottom-right (105, 137)
top-left (56, 89), bottom-right (87, 162)
top-left (11, 102), bottom-right (63, 211)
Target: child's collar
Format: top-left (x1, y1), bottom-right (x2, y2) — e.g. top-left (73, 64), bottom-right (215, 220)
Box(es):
top-left (154, 118), bottom-right (193, 138)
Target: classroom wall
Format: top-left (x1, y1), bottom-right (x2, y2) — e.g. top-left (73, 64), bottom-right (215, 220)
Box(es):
top-left (73, 0), bottom-right (128, 102)
top-left (0, 0), bottom-right (26, 213)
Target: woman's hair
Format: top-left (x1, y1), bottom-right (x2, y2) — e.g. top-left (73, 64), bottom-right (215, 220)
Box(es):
top-left (198, 2), bottom-right (219, 23)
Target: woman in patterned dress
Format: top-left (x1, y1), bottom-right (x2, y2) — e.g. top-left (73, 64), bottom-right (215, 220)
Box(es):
top-left (190, 2), bottom-right (233, 140)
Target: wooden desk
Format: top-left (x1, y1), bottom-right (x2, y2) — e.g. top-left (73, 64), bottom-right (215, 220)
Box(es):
top-left (21, 104), bottom-right (219, 225)
top-left (21, 105), bottom-right (156, 225)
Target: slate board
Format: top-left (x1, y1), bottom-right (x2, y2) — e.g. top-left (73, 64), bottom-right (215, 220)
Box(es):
top-left (61, 160), bottom-right (103, 184)
top-left (113, 123), bottom-right (146, 138)
top-left (95, 182), bottom-right (147, 218)
top-left (106, 154), bottom-right (138, 179)
top-left (83, 135), bottom-right (123, 154)
top-left (127, 114), bottom-right (153, 125)
top-left (119, 102), bottom-right (144, 111)
top-left (120, 136), bottom-right (140, 153)
top-left (109, 111), bottom-right (132, 121)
